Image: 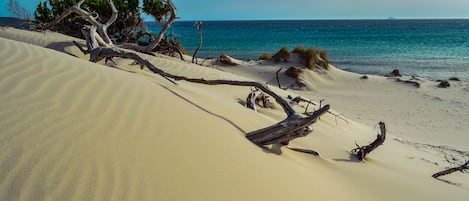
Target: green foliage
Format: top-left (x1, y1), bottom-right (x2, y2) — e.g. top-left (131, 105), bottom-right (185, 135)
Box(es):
top-left (33, 0), bottom-right (150, 42)
top-left (292, 46), bottom-right (330, 70)
top-left (142, 0), bottom-right (170, 22)
top-left (272, 46), bottom-right (290, 63)
top-left (32, 0), bottom-right (176, 48)
top-left (258, 53), bottom-right (272, 60)
top-left (34, 2), bottom-right (53, 22)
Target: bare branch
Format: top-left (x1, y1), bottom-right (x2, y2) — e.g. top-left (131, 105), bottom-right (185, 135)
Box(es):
top-left (351, 122), bottom-right (386, 161)
top-left (276, 67), bottom-right (287, 90)
top-left (192, 21), bottom-right (203, 64)
top-left (104, 0), bottom-right (118, 28)
top-left (432, 160), bottom-right (469, 179)
top-left (119, 0), bottom-right (177, 53)
top-left (46, 0), bottom-right (113, 46)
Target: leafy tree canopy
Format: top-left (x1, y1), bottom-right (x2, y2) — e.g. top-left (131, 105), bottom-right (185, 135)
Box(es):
top-left (34, 0), bottom-right (171, 42)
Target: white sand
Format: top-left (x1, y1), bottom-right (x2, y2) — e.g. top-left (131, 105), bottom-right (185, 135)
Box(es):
top-left (1, 28), bottom-right (468, 200)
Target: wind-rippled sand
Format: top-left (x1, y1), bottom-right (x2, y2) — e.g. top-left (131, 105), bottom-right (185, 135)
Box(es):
top-left (1, 28), bottom-right (468, 201)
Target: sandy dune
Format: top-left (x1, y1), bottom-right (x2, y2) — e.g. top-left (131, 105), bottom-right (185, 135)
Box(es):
top-left (1, 28), bottom-right (468, 200)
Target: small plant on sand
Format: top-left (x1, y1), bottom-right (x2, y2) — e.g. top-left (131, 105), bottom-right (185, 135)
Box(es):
top-left (272, 46), bottom-right (290, 63)
top-left (292, 45), bottom-right (330, 70)
top-left (258, 53), bottom-right (272, 60)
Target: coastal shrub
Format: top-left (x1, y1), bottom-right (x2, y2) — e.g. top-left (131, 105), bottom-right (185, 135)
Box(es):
top-left (258, 53), bottom-right (272, 60)
top-left (217, 54), bottom-right (238, 66)
top-left (293, 47), bottom-right (330, 70)
top-left (272, 46), bottom-right (290, 63)
top-left (33, 0), bottom-right (171, 43)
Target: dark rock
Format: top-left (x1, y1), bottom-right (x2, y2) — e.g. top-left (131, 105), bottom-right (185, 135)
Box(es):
top-left (390, 69), bottom-right (401, 77)
top-left (449, 77), bottom-right (460, 81)
top-left (438, 80), bottom-right (451, 88)
top-left (360, 75), bottom-right (368, 79)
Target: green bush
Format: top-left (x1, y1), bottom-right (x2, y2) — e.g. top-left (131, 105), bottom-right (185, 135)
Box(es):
top-left (272, 46), bottom-right (290, 63)
top-left (258, 53), bottom-right (272, 60)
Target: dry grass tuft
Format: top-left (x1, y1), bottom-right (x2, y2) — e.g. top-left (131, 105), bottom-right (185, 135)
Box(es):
top-left (292, 45), bottom-right (330, 70)
top-left (272, 46), bottom-right (290, 63)
top-left (258, 53), bottom-right (272, 60)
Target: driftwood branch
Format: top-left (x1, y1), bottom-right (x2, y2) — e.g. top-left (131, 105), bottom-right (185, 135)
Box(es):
top-left (432, 160), bottom-right (469, 178)
top-left (118, 0), bottom-right (177, 53)
top-left (192, 21), bottom-right (203, 64)
top-left (75, 41), bottom-right (330, 146)
top-left (286, 146), bottom-right (319, 156)
top-left (276, 67), bottom-right (287, 90)
top-left (288, 95), bottom-right (348, 124)
top-left (60, 0), bottom-right (330, 149)
top-left (246, 88), bottom-right (271, 111)
top-left (246, 88), bottom-right (262, 112)
top-left (47, 0), bottom-right (115, 46)
top-left (246, 105), bottom-right (330, 145)
top-left (351, 122), bottom-right (386, 161)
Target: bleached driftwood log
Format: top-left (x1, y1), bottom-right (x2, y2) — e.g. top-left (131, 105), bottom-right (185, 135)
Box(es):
top-left (246, 105), bottom-right (329, 145)
top-left (51, 0), bottom-right (331, 149)
top-left (351, 122), bottom-right (386, 161)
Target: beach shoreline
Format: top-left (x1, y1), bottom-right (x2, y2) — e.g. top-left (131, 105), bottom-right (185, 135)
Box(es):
top-left (149, 19), bottom-right (469, 80)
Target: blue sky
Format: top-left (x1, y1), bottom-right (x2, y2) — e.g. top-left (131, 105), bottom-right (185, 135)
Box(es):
top-left (1, 0), bottom-right (469, 20)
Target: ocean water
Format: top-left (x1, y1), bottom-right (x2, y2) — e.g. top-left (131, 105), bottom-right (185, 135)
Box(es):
top-left (146, 20), bottom-right (469, 79)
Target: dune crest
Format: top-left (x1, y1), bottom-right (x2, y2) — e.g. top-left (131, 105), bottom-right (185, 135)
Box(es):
top-left (1, 28), bottom-right (468, 200)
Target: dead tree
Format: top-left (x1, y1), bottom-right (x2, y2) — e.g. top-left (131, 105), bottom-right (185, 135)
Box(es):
top-left (351, 122), bottom-right (386, 161)
top-left (47, 0), bottom-right (176, 54)
top-left (49, 0), bottom-right (331, 150)
top-left (46, 0), bottom-right (117, 47)
top-left (192, 21), bottom-right (203, 64)
top-left (432, 160), bottom-right (469, 179)
top-left (119, 0), bottom-right (177, 54)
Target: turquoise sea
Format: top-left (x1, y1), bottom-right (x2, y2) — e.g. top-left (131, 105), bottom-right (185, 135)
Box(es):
top-left (146, 20), bottom-right (469, 80)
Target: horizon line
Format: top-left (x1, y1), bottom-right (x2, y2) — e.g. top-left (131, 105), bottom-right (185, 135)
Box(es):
top-left (144, 17), bottom-right (469, 22)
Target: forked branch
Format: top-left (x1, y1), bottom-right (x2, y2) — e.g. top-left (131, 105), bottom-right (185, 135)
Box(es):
top-left (118, 0), bottom-right (177, 53)
top-left (47, 0), bottom-right (116, 46)
top-left (351, 122), bottom-right (386, 161)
